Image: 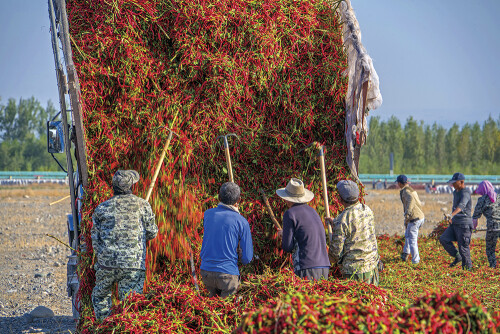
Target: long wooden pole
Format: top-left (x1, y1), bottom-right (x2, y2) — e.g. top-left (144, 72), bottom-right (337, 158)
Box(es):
top-left (145, 130), bottom-right (174, 202)
top-left (49, 195), bottom-right (71, 206)
top-left (259, 188), bottom-right (281, 230)
top-left (318, 146), bottom-right (333, 243)
top-left (223, 136), bottom-right (234, 182)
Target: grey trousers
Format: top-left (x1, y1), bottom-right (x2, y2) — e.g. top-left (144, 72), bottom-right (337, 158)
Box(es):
top-left (200, 269), bottom-right (240, 298)
top-left (295, 267), bottom-right (329, 281)
top-left (439, 224), bottom-right (473, 268)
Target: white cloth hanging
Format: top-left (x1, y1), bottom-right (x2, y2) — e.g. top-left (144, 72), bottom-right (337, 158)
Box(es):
top-left (338, 0), bottom-right (383, 179)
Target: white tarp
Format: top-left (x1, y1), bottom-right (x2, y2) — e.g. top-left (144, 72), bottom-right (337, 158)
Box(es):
top-left (339, 0), bottom-right (383, 179)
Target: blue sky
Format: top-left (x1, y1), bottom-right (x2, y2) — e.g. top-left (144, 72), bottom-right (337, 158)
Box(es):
top-left (0, 0), bottom-right (498, 127)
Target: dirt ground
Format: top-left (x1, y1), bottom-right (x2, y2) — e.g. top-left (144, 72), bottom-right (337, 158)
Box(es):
top-left (0, 185), bottom-right (76, 334)
top-left (364, 188), bottom-right (488, 237)
top-left (0, 185), bottom-right (488, 333)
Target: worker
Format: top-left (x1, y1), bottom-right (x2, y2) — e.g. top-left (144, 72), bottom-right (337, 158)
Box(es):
top-left (200, 182), bottom-right (253, 297)
top-left (276, 178), bottom-right (330, 281)
top-left (439, 172), bottom-right (473, 270)
top-left (326, 180), bottom-right (380, 285)
top-left (396, 175), bottom-right (425, 264)
top-left (91, 170), bottom-right (158, 321)
top-left (472, 180), bottom-right (499, 268)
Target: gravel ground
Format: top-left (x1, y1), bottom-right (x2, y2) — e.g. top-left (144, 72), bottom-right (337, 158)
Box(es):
top-left (0, 185), bottom-right (487, 334)
top-left (0, 185), bottom-right (76, 334)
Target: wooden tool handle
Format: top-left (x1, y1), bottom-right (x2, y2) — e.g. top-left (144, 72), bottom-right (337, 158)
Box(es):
top-left (318, 149), bottom-right (333, 242)
top-left (145, 131), bottom-right (173, 201)
top-left (49, 195), bottom-right (71, 206)
top-left (225, 147), bottom-right (234, 183)
top-left (259, 188), bottom-right (281, 230)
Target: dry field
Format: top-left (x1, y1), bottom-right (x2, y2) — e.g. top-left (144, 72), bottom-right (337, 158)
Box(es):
top-left (0, 184), bottom-right (488, 333)
top-left (364, 188), bottom-right (487, 237)
top-left (0, 184), bottom-right (76, 333)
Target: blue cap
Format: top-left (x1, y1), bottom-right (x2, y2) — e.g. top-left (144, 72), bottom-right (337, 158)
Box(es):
top-left (447, 172), bottom-right (465, 183)
top-left (396, 175), bottom-right (407, 184)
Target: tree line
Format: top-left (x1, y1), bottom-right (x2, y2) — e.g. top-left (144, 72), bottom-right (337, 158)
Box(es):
top-left (359, 115), bottom-right (500, 175)
top-left (0, 97), bottom-right (61, 171)
top-left (1, 96), bottom-right (499, 174)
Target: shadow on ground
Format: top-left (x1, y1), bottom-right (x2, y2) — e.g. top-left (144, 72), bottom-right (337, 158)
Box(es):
top-left (0, 315), bottom-right (76, 334)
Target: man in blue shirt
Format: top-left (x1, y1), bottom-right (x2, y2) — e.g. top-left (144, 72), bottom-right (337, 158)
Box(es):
top-left (276, 178), bottom-right (330, 281)
top-left (200, 182), bottom-right (253, 297)
top-left (439, 172), bottom-right (473, 270)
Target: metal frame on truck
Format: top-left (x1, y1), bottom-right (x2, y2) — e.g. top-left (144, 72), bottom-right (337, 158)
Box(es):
top-left (47, 0), bottom-right (89, 319)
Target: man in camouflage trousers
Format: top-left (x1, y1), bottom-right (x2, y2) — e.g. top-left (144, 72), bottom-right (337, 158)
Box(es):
top-left (472, 180), bottom-right (500, 268)
top-left (327, 180), bottom-right (380, 285)
top-left (91, 170), bottom-right (158, 321)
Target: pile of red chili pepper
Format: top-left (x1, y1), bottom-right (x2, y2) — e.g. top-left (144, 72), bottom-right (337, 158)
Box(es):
top-left (429, 217), bottom-right (451, 240)
top-left (236, 290), bottom-right (500, 333)
top-left (66, 0), bottom-right (500, 332)
top-left (79, 268), bottom-right (391, 333)
top-left (68, 0), bottom-right (351, 324)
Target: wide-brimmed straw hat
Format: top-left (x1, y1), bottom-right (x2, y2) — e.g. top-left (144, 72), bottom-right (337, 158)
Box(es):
top-left (276, 178), bottom-right (314, 203)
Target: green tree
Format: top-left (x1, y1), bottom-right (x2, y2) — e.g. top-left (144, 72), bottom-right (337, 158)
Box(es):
top-left (384, 116), bottom-right (403, 173)
top-left (0, 97), bottom-right (59, 171)
top-left (444, 123), bottom-right (460, 171)
top-left (457, 124), bottom-right (472, 171)
top-left (432, 123), bottom-right (446, 173)
top-left (0, 97), bottom-right (48, 141)
top-left (402, 117), bottom-right (425, 173)
top-left (423, 124), bottom-right (435, 173)
top-left (482, 116), bottom-right (499, 165)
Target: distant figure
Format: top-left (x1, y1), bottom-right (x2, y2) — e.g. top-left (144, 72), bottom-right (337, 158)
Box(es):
top-left (396, 175), bottom-right (425, 264)
top-left (439, 173), bottom-right (473, 270)
top-left (276, 178), bottom-right (330, 281)
top-left (472, 180), bottom-right (500, 268)
top-left (200, 182), bottom-right (253, 297)
top-left (327, 180), bottom-right (380, 285)
top-left (383, 179), bottom-right (387, 189)
top-left (91, 170), bottom-right (158, 321)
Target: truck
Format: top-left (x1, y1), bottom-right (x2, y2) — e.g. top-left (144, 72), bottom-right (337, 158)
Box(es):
top-left (45, 0), bottom-right (382, 321)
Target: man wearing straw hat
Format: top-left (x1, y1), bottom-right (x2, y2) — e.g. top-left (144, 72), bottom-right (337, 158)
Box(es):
top-left (326, 180), bottom-right (380, 285)
top-left (276, 178), bottom-right (330, 281)
top-left (91, 170), bottom-right (158, 321)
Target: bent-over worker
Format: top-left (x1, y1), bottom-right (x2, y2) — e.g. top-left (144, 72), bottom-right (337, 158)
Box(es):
top-left (200, 182), bottom-right (253, 297)
top-left (472, 180), bottom-right (500, 268)
top-left (91, 170), bottom-right (158, 321)
top-left (326, 180), bottom-right (380, 285)
top-left (439, 172), bottom-right (473, 270)
top-left (276, 178), bottom-right (330, 281)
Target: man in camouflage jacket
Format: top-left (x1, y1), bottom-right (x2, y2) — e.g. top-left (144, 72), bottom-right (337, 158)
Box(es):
top-left (327, 180), bottom-right (380, 285)
top-left (91, 170), bottom-right (158, 321)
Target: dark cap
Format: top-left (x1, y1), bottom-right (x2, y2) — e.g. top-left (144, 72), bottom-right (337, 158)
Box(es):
top-left (396, 175), bottom-right (408, 184)
top-left (447, 172), bottom-right (465, 184)
top-left (337, 180), bottom-right (359, 202)
top-left (112, 170), bottom-right (139, 192)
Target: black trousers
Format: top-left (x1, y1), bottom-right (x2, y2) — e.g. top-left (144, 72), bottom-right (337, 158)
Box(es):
top-left (439, 224), bottom-right (473, 268)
